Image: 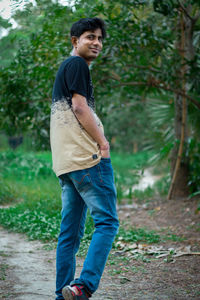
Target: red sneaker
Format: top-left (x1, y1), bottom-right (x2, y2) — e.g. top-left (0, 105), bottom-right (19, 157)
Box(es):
top-left (62, 285), bottom-right (91, 300)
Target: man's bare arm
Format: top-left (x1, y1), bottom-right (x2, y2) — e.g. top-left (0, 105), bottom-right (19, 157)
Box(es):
top-left (72, 93), bottom-right (110, 157)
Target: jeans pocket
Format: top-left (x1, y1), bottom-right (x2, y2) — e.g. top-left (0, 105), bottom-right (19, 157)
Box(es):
top-left (69, 169), bottom-right (92, 193)
top-left (98, 158), bottom-right (114, 186)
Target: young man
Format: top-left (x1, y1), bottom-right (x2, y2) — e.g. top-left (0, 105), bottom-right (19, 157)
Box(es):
top-left (50, 18), bottom-right (119, 300)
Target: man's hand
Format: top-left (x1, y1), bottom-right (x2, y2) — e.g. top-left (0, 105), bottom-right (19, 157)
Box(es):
top-left (100, 141), bottom-right (110, 158)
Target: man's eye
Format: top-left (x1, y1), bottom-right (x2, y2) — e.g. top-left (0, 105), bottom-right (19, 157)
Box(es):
top-left (88, 35), bottom-right (94, 39)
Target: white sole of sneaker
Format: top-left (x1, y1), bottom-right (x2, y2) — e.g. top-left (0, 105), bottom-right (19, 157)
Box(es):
top-left (62, 286), bottom-right (75, 300)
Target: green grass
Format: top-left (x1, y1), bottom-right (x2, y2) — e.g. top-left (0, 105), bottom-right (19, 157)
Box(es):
top-left (0, 149), bottom-right (179, 256)
top-left (0, 203), bottom-right (61, 241)
top-left (0, 149), bottom-right (151, 206)
top-left (116, 226), bottom-right (161, 244)
top-left (0, 264), bottom-right (9, 281)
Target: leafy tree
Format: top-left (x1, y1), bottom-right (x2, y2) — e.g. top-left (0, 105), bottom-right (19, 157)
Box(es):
top-left (0, 16), bottom-right (13, 67)
top-left (0, 0), bottom-right (74, 148)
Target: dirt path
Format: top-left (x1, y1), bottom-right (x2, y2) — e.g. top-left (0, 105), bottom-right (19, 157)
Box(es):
top-left (0, 197), bottom-right (200, 300)
top-left (0, 227), bottom-right (117, 300)
top-left (0, 227), bottom-right (55, 299)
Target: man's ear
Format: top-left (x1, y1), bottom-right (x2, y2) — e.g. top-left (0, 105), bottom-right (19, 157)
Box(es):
top-left (71, 36), bottom-right (78, 48)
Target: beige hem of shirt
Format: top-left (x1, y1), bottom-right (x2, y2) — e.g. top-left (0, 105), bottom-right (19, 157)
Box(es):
top-left (55, 156), bottom-right (102, 177)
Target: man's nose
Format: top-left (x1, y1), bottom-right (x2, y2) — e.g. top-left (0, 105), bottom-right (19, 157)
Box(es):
top-left (93, 38), bottom-right (102, 48)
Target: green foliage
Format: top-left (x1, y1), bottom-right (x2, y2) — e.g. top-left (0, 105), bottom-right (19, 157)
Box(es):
top-left (0, 149), bottom-right (150, 203)
top-left (0, 150), bottom-right (53, 179)
top-left (104, 100), bottom-right (150, 152)
top-left (0, 1), bottom-right (73, 148)
top-left (145, 95), bottom-right (175, 159)
top-left (0, 178), bottom-right (19, 205)
top-left (154, 174), bottom-right (171, 195)
top-left (0, 16), bottom-right (12, 29)
top-left (0, 204), bottom-right (61, 241)
top-left (0, 150), bottom-right (60, 208)
top-left (116, 226), bottom-right (161, 244)
top-left (0, 150), bottom-right (60, 240)
top-left (133, 186), bottom-right (155, 200)
top-left (164, 232), bottom-right (185, 242)
top-left (153, 0), bottom-right (178, 16)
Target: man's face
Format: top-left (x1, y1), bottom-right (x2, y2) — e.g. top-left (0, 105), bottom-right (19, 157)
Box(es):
top-left (73, 28), bottom-right (103, 64)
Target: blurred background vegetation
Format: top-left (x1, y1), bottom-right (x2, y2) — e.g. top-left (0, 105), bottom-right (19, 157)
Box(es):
top-left (0, 0), bottom-right (200, 202)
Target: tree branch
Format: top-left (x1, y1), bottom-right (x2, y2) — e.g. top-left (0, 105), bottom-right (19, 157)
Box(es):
top-left (178, 0), bottom-right (199, 24)
top-left (125, 64), bottom-right (161, 74)
top-left (111, 79), bottom-right (200, 110)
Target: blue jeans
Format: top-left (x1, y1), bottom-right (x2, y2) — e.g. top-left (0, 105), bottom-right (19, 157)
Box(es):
top-left (55, 158), bottom-right (119, 300)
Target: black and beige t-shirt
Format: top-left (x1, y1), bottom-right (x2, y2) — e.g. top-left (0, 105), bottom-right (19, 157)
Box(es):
top-left (50, 56), bottom-right (103, 177)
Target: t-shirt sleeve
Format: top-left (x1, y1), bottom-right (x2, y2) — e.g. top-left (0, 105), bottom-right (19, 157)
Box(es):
top-left (65, 57), bottom-right (89, 98)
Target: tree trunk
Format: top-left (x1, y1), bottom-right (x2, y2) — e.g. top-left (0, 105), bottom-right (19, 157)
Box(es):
top-left (168, 3), bottom-right (196, 199)
top-left (169, 94), bottom-right (189, 198)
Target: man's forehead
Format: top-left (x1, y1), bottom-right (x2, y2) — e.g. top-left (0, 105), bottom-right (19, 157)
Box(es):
top-left (82, 29), bottom-right (102, 37)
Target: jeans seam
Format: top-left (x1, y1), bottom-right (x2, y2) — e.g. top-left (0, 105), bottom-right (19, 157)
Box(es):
top-left (97, 164), bottom-right (103, 183)
top-left (72, 203), bottom-right (86, 277)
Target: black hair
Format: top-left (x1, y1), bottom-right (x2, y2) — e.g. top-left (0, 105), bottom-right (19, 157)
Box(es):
top-left (70, 17), bottom-right (106, 39)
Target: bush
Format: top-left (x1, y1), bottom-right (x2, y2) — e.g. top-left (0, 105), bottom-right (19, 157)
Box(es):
top-left (0, 150), bottom-right (53, 179)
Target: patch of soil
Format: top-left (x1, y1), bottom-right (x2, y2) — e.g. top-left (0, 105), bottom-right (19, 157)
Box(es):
top-left (118, 196), bottom-right (200, 250)
top-left (0, 196), bottom-right (200, 299)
